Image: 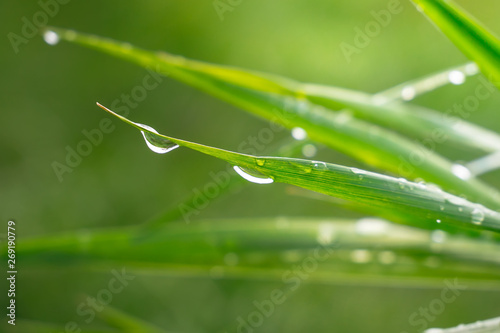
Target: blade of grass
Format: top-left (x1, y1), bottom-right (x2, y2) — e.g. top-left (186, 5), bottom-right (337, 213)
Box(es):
top-left (97, 103), bottom-right (500, 233)
top-left (411, 0), bottom-right (500, 88)
top-left (6, 218), bottom-right (500, 288)
top-left (44, 28), bottom-right (500, 208)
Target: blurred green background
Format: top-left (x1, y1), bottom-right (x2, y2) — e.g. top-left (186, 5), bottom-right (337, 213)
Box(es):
top-left (1, 0), bottom-right (500, 332)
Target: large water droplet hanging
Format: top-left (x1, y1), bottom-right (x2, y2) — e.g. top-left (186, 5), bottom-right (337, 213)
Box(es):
top-left (233, 166), bottom-right (274, 184)
top-left (43, 30), bottom-right (60, 45)
top-left (137, 123), bottom-right (179, 154)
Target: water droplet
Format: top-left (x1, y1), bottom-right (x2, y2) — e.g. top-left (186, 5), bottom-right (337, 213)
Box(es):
top-left (291, 127), bottom-right (307, 140)
top-left (448, 70), bottom-right (466, 85)
top-left (355, 218), bottom-right (389, 236)
top-left (350, 168), bottom-right (367, 180)
top-left (302, 144), bottom-right (317, 158)
top-left (397, 178), bottom-right (408, 190)
top-left (137, 123), bottom-right (179, 154)
top-left (471, 206), bottom-right (485, 225)
top-left (233, 166), bottom-right (274, 184)
top-left (401, 86), bottom-right (416, 101)
top-left (431, 230), bottom-right (447, 243)
top-left (256, 159), bottom-right (265, 167)
top-left (451, 164), bottom-right (471, 180)
top-left (43, 30), bottom-right (60, 45)
top-left (436, 219), bottom-right (442, 224)
top-left (377, 251), bottom-right (396, 265)
top-left (350, 249), bottom-right (372, 264)
top-left (317, 222), bottom-right (336, 245)
top-left (464, 63), bottom-right (479, 75)
top-left (312, 161), bottom-right (327, 170)
top-left (224, 253), bottom-right (239, 266)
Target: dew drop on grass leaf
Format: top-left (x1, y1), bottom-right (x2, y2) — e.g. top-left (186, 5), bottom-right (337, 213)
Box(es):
top-left (401, 86), bottom-right (416, 101)
top-left (448, 70), bottom-right (466, 85)
top-left (233, 166), bottom-right (274, 184)
top-left (471, 207), bottom-right (485, 225)
top-left (350, 168), bottom-right (367, 180)
top-left (312, 161), bottom-right (327, 170)
top-left (451, 163), bottom-right (471, 180)
top-left (137, 123), bottom-right (179, 154)
top-left (255, 159), bottom-right (265, 167)
top-left (43, 30), bottom-right (60, 45)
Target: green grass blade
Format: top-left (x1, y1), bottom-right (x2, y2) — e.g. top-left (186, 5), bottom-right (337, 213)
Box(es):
top-left (97, 103), bottom-right (500, 233)
top-left (44, 28), bottom-right (500, 209)
top-left (6, 218), bottom-right (500, 288)
top-left (412, 0), bottom-right (500, 88)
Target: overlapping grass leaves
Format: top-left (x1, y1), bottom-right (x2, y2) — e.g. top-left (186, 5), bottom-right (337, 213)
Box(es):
top-left (44, 27), bottom-right (500, 210)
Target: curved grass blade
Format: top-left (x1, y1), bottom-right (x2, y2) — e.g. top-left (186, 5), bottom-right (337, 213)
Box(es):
top-left (97, 103), bottom-right (500, 233)
top-left (6, 218), bottom-right (500, 288)
top-left (44, 28), bottom-right (500, 208)
top-left (411, 0), bottom-right (500, 88)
